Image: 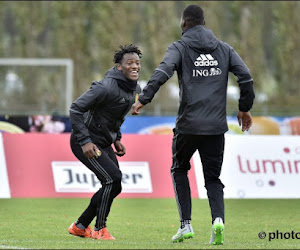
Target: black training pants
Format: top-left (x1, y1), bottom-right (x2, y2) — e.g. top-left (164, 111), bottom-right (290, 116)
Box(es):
top-left (171, 129), bottom-right (225, 224)
top-left (70, 133), bottom-right (122, 229)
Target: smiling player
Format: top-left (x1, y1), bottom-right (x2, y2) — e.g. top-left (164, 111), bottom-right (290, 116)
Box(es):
top-left (68, 44), bottom-right (142, 240)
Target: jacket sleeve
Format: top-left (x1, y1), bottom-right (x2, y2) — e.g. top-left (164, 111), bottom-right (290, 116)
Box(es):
top-left (138, 43), bottom-right (181, 105)
top-left (229, 46), bottom-right (255, 112)
top-left (69, 81), bottom-right (108, 146)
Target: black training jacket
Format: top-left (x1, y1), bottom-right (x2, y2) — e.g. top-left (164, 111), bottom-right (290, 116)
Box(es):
top-left (70, 67), bottom-right (140, 148)
top-left (139, 25), bottom-right (255, 135)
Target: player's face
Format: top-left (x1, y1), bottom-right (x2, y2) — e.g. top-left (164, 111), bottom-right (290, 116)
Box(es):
top-left (117, 53), bottom-right (140, 82)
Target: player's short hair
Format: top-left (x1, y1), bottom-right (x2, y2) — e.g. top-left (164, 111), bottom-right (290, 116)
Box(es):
top-left (113, 44), bottom-right (142, 64)
top-left (182, 5), bottom-right (205, 26)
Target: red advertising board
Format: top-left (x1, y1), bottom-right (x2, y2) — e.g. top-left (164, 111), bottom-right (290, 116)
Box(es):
top-left (2, 133), bottom-right (199, 198)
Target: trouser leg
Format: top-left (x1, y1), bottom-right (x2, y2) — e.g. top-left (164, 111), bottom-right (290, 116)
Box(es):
top-left (171, 130), bottom-right (197, 221)
top-left (70, 133), bottom-right (122, 228)
top-left (198, 134), bottom-right (225, 224)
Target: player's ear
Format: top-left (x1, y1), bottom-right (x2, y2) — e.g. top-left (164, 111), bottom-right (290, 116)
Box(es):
top-left (180, 18), bottom-right (186, 29)
top-left (117, 64), bottom-right (122, 70)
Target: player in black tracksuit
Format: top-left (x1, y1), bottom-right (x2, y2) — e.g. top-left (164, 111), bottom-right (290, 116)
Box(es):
top-left (131, 5), bottom-right (255, 244)
top-left (68, 45), bottom-right (142, 240)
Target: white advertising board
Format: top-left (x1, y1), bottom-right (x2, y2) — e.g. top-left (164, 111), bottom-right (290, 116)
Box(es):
top-left (52, 161), bottom-right (152, 193)
top-left (193, 135), bottom-right (300, 198)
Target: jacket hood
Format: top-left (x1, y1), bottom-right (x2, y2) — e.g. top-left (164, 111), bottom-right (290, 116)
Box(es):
top-left (105, 66), bottom-right (129, 82)
top-left (105, 66), bottom-right (137, 92)
top-left (182, 25), bottom-right (218, 53)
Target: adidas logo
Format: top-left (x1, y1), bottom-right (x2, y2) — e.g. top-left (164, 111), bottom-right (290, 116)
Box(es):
top-left (119, 98), bottom-right (126, 103)
top-left (194, 54), bottom-right (218, 67)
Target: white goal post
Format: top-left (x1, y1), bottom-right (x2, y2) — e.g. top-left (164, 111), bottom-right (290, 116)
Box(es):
top-left (0, 58), bottom-right (73, 115)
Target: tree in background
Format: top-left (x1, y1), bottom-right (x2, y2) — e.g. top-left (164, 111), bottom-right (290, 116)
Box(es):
top-left (0, 1), bottom-right (299, 116)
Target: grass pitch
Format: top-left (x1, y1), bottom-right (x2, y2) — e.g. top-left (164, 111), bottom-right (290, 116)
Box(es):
top-left (0, 198), bottom-right (299, 249)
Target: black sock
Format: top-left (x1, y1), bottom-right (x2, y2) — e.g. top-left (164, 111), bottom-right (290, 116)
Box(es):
top-left (180, 220), bottom-right (191, 229)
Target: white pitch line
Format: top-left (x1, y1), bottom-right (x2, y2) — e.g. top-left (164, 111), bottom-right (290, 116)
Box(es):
top-left (0, 245), bottom-right (29, 249)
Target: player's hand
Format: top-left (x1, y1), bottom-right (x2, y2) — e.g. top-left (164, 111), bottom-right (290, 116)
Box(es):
top-left (131, 101), bottom-right (144, 115)
top-left (82, 142), bottom-right (101, 158)
top-left (237, 111), bottom-right (252, 132)
top-left (114, 140), bottom-right (126, 157)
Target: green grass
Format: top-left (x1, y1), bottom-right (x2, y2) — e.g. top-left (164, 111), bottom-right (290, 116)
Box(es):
top-left (0, 198), bottom-right (300, 249)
